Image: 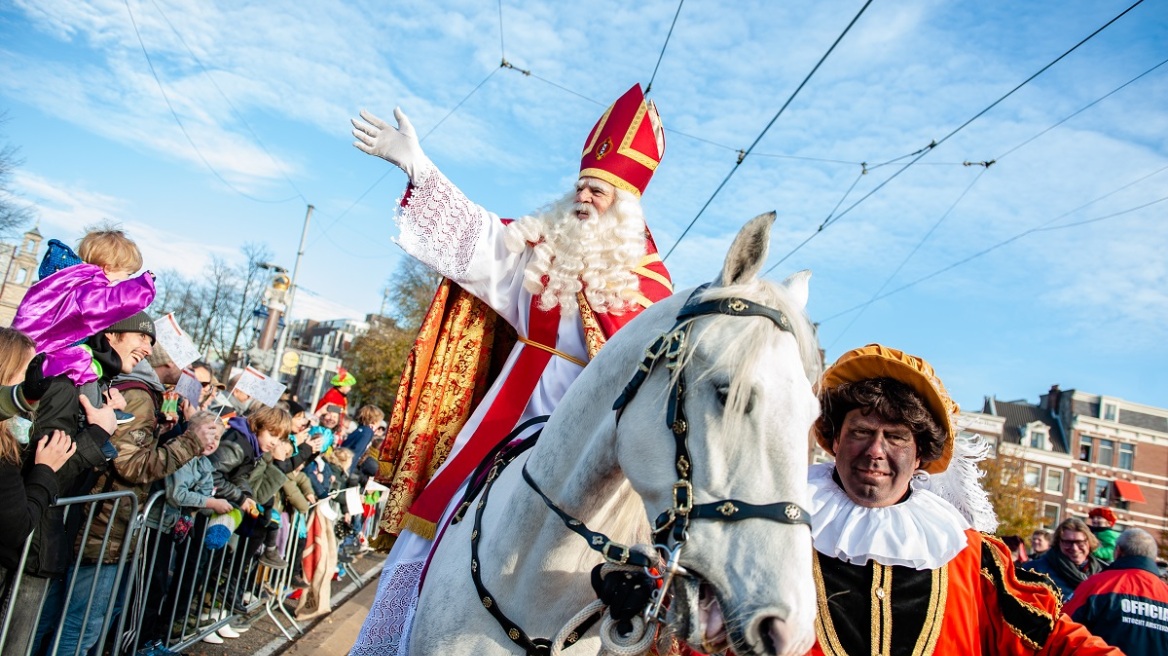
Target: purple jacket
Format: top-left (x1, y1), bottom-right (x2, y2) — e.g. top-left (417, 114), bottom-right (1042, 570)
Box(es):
top-left (12, 264), bottom-right (155, 385)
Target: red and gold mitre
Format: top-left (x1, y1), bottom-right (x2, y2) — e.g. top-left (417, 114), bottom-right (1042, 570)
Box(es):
top-left (579, 84), bottom-right (665, 197)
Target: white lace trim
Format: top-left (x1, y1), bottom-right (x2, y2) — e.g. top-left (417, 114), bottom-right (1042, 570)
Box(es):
top-left (394, 162), bottom-right (483, 280)
top-left (349, 558), bottom-right (424, 656)
top-left (808, 463), bottom-right (969, 570)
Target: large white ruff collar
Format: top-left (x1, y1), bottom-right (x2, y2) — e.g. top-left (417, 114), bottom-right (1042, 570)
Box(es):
top-left (808, 463), bottom-right (969, 570)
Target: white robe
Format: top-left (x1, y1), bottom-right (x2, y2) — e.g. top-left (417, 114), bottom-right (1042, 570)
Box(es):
top-left (350, 163), bottom-right (589, 656)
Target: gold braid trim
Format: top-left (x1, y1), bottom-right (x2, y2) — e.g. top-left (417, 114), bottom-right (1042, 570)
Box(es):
top-left (516, 336), bottom-right (587, 368)
top-left (910, 565), bottom-right (947, 656)
top-left (812, 553), bottom-right (849, 656)
top-left (982, 539), bottom-right (1055, 650)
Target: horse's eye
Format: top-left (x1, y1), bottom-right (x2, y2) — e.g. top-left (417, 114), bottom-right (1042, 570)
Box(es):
top-left (715, 385), bottom-right (730, 407)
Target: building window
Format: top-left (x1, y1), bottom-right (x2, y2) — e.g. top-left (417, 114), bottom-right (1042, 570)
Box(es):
top-left (1042, 503), bottom-right (1061, 528)
top-left (1075, 476), bottom-right (1090, 502)
top-left (1103, 403), bottom-right (1117, 422)
top-left (1045, 469), bottom-right (1064, 494)
top-left (1118, 443), bottom-right (1134, 471)
top-left (1097, 439), bottom-right (1115, 468)
top-left (1093, 479), bottom-right (1110, 506)
top-left (1024, 464), bottom-right (1042, 489)
top-left (1029, 427), bottom-right (1047, 449)
top-left (1079, 436), bottom-right (1093, 462)
top-left (13, 268), bottom-right (27, 285)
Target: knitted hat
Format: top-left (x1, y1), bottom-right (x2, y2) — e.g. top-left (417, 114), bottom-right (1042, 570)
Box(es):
top-left (1088, 507), bottom-right (1117, 525)
top-left (106, 311), bottom-right (156, 345)
top-left (816, 344), bottom-right (958, 474)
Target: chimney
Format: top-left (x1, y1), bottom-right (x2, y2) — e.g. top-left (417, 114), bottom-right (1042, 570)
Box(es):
top-left (1047, 384), bottom-right (1061, 412)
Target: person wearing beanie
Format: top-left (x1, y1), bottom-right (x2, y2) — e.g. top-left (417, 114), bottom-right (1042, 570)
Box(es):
top-left (807, 344), bottom-right (1119, 655)
top-left (1087, 506), bottom-right (1122, 563)
top-left (35, 311), bottom-right (212, 655)
top-left (350, 85), bottom-right (675, 655)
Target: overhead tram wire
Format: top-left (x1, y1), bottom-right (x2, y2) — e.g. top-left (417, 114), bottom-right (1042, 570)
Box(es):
top-left (818, 163), bottom-right (1168, 324)
top-left (147, 0), bottom-right (309, 206)
top-left (994, 55), bottom-right (1168, 163)
top-left (767, 0), bottom-right (1149, 271)
top-left (123, 0), bottom-right (299, 204)
top-left (645, 0), bottom-right (685, 95)
top-left (661, 0), bottom-right (875, 262)
top-left (307, 68), bottom-right (501, 251)
top-left (824, 167), bottom-right (987, 350)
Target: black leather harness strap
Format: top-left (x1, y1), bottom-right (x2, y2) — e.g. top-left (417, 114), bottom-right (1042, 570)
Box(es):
top-left (469, 427), bottom-right (601, 655)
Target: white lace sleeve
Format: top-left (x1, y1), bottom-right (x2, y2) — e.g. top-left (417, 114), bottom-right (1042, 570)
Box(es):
top-left (394, 162), bottom-right (486, 281)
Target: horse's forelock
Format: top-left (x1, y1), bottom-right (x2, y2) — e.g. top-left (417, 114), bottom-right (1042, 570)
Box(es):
top-left (695, 278), bottom-right (822, 383)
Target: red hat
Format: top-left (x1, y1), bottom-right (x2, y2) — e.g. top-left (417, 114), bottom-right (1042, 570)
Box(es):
top-left (579, 84), bottom-right (665, 197)
top-left (1088, 507), bottom-right (1117, 525)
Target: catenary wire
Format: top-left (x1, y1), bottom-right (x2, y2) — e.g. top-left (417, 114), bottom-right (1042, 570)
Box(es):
top-left (824, 167), bottom-right (987, 349)
top-left (660, 0), bottom-right (875, 261)
top-left (307, 68), bottom-right (501, 250)
top-left (818, 164), bottom-right (1168, 324)
top-left (123, 0), bottom-right (300, 204)
top-left (645, 0), bottom-right (685, 95)
top-left (147, 0), bottom-right (310, 206)
top-left (769, 0), bottom-right (1148, 269)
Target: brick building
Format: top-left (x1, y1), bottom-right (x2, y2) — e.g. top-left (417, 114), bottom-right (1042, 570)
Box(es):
top-left (983, 386), bottom-right (1167, 539)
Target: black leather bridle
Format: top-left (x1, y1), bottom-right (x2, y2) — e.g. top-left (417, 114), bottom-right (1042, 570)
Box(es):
top-left (462, 287), bottom-right (813, 654)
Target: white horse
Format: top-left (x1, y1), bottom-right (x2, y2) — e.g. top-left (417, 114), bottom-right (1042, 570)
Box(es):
top-left (409, 213), bottom-right (823, 656)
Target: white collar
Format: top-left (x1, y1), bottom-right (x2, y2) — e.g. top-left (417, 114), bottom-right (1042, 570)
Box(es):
top-left (808, 463), bottom-right (970, 570)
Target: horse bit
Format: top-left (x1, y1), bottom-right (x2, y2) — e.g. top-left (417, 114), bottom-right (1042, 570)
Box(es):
top-left (460, 286), bottom-right (813, 655)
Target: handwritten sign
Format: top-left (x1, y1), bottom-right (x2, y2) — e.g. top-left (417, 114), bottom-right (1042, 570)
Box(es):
top-left (344, 488), bottom-right (364, 515)
top-left (233, 366), bottom-right (286, 409)
top-left (153, 313), bottom-right (202, 370)
top-left (175, 369), bottom-right (204, 408)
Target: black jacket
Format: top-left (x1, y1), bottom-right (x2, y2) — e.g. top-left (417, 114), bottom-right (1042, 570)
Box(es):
top-left (208, 421), bottom-right (261, 504)
top-left (21, 335), bottom-right (121, 577)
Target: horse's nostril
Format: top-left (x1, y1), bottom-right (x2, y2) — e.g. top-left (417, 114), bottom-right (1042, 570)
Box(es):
top-left (759, 616), bottom-right (796, 655)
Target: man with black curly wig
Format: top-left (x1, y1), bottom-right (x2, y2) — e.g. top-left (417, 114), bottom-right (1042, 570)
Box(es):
top-left (807, 344), bottom-right (1119, 655)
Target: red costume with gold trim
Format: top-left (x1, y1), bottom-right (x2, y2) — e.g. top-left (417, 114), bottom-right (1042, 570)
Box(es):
top-left (373, 83), bottom-right (671, 542)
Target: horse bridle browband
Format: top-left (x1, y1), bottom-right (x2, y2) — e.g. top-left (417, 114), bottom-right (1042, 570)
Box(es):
top-left (462, 287), bottom-right (813, 654)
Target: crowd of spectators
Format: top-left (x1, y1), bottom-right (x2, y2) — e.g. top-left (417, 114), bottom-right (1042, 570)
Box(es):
top-left (0, 227), bottom-right (387, 654)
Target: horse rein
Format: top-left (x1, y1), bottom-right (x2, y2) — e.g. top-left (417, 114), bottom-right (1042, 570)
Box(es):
top-left (462, 287), bottom-right (812, 654)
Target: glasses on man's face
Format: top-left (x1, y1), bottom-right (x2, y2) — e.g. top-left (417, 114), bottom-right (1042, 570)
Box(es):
top-left (1062, 539), bottom-right (1090, 549)
top-left (198, 380), bottom-right (213, 389)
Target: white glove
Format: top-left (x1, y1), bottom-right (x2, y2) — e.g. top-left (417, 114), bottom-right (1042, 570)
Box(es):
top-left (351, 108), bottom-right (430, 183)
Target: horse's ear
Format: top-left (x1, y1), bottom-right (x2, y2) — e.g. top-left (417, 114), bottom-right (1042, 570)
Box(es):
top-left (719, 212), bottom-right (775, 287)
top-left (782, 269), bottom-right (811, 310)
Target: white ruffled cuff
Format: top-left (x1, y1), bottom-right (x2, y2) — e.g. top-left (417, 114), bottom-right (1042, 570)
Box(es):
top-left (808, 463), bottom-right (970, 570)
top-left (394, 162), bottom-right (483, 280)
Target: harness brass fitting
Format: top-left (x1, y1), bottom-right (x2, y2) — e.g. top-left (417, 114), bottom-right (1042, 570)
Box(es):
top-left (673, 480), bottom-right (694, 514)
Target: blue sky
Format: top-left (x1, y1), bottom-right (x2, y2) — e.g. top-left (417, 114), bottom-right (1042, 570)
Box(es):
top-left (1, 0), bottom-right (1166, 412)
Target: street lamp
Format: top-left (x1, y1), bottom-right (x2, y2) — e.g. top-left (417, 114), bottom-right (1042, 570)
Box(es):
top-left (270, 205), bottom-right (313, 378)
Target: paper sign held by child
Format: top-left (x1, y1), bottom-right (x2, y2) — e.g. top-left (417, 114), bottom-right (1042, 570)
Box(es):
top-left (234, 366), bottom-right (286, 408)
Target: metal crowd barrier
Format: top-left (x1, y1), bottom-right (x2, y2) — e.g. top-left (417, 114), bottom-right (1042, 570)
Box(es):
top-left (0, 487), bottom-right (315, 655)
top-left (0, 489), bottom-right (139, 656)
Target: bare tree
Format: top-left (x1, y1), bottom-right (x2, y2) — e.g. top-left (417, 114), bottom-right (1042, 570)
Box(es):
top-left (0, 111), bottom-right (35, 236)
top-left (386, 257), bottom-right (441, 332)
top-left (221, 242), bottom-right (273, 374)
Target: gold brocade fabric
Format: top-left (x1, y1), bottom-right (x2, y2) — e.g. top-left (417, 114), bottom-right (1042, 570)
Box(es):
top-left (577, 292), bottom-right (607, 360)
top-left (373, 280), bottom-right (515, 541)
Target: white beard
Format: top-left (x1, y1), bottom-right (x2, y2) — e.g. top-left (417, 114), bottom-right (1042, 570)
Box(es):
top-left (502, 189), bottom-right (646, 316)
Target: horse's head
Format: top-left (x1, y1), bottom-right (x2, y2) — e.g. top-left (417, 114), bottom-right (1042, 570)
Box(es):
top-left (614, 213), bottom-right (821, 656)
